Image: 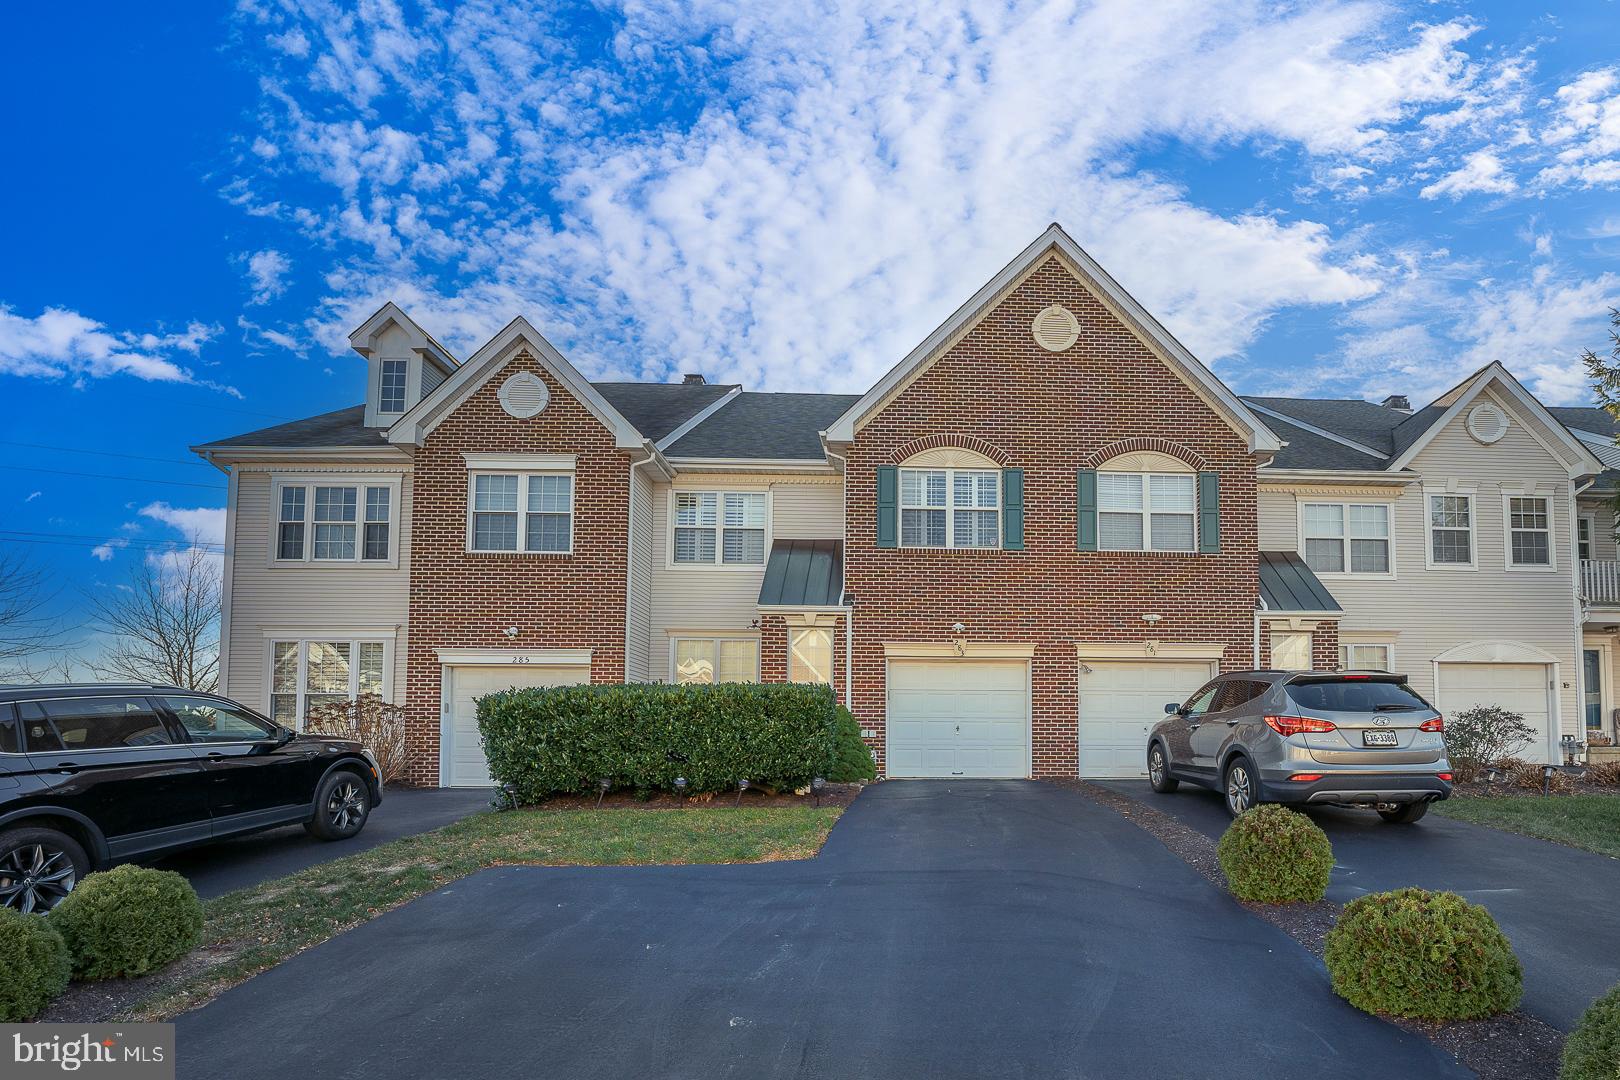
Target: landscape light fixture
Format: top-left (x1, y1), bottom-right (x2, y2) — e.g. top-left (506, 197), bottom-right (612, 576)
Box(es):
top-left (674, 776), bottom-right (688, 800)
top-left (736, 778), bottom-right (750, 806)
top-left (597, 776), bottom-right (611, 808)
top-left (1541, 764), bottom-right (1556, 797)
top-left (811, 777), bottom-right (826, 807)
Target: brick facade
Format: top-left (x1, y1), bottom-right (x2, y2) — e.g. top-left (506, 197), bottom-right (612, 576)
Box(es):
top-left (842, 256), bottom-right (1263, 777)
top-left (402, 351), bottom-right (630, 785)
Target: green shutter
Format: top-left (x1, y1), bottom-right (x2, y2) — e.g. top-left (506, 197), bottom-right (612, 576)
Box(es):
top-left (1076, 469), bottom-right (1098, 551)
top-left (1002, 468), bottom-right (1024, 550)
top-left (1198, 471), bottom-right (1220, 553)
top-left (876, 466), bottom-right (898, 548)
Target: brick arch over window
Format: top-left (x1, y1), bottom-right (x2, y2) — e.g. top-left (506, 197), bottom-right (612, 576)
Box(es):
top-left (887, 434), bottom-right (1012, 466)
top-left (1083, 438), bottom-right (1209, 472)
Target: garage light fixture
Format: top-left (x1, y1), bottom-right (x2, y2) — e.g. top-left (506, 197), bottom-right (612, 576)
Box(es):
top-left (1142, 613), bottom-right (1161, 624)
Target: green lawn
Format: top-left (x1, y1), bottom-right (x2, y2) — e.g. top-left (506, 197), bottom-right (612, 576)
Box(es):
top-left (1433, 794), bottom-right (1620, 859)
top-left (126, 804), bottom-right (842, 1020)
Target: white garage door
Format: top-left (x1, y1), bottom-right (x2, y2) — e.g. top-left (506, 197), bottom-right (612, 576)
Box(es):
top-left (887, 659), bottom-right (1029, 778)
top-left (1079, 660), bottom-right (1214, 778)
top-left (1438, 662), bottom-right (1551, 759)
top-left (444, 664), bottom-right (590, 787)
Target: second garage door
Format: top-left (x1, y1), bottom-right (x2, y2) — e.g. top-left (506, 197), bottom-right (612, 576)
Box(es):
top-left (1437, 662), bottom-right (1551, 759)
top-left (887, 659), bottom-right (1029, 778)
top-left (1079, 660), bottom-right (1215, 778)
top-left (444, 664), bottom-right (591, 787)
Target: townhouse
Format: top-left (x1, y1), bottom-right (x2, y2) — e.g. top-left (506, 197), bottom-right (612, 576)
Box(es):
top-left (194, 224), bottom-right (1609, 786)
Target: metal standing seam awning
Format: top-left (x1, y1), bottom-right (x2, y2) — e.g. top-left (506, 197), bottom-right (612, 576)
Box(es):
top-left (758, 540), bottom-right (844, 608)
top-left (1258, 550), bottom-right (1343, 614)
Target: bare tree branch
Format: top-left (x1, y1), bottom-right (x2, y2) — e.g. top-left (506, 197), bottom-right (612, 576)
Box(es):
top-left (0, 550), bottom-right (65, 681)
top-left (85, 539), bottom-right (221, 691)
top-left (1582, 307), bottom-right (1620, 537)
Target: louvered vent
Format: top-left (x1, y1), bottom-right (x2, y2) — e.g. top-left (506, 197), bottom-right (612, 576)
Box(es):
top-left (1466, 402), bottom-right (1507, 445)
top-left (498, 371), bottom-right (550, 419)
top-left (1031, 305), bottom-right (1080, 352)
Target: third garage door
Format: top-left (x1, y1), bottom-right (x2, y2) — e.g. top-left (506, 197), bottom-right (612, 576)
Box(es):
top-left (887, 658), bottom-right (1029, 778)
top-left (1079, 660), bottom-right (1214, 778)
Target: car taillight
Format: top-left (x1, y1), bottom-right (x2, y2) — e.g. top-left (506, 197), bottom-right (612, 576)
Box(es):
top-left (1436, 773), bottom-right (1453, 782)
top-left (1419, 716), bottom-right (1444, 732)
top-left (1264, 715), bottom-right (1337, 737)
top-left (1287, 773), bottom-right (1324, 782)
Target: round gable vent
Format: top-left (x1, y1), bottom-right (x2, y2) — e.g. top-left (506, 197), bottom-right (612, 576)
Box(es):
top-left (1032, 304), bottom-right (1080, 352)
top-left (1466, 402), bottom-right (1508, 445)
top-left (498, 371), bottom-right (549, 419)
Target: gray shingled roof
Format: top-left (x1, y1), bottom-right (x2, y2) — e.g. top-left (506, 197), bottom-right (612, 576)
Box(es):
top-left (1550, 406), bottom-right (1619, 437)
top-left (196, 405), bottom-right (389, 450)
top-left (1244, 396), bottom-right (1410, 453)
top-left (592, 381), bottom-right (736, 441)
top-left (758, 540), bottom-right (843, 607)
top-left (666, 393), bottom-right (861, 459)
top-left (1259, 551), bottom-right (1342, 613)
top-left (1254, 412), bottom-right (1388, 471)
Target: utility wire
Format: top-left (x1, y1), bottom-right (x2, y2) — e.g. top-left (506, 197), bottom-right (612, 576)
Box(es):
top-left (0, 465), bottom-right (226, 491)
top-left (0, 530), bottom-right (225, 551)
top-left (0, 537), bottom-right (225, 553)
top-left (0, 440), bottom-right (214, 468)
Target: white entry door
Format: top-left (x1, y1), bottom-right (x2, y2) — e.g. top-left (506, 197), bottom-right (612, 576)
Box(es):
top-left (1437, 662), bottom-right (1551, 760)
top-left (443, 664), bottom-right (590, 787)
top-left (1079, 660), bottom-right (1215, 778)
top-left (886, 659), bottom-right (1029, 778)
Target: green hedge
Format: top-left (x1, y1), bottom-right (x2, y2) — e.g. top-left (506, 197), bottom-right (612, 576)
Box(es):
top-left (1562, 982), bottom-right (1620, 1080)
top-left (48, 865), bottom-right (203, 980)
top-left (479, 682), bottom-right (839, 801)
top-left (1217, 804), bottom-right (1334, 904)
top-left (823, 706), bottom-right (876, 783)
top-left (1324, 887), bottom-right (1521, 1020)
top-left (0, 908), bottom-right (71, 1021)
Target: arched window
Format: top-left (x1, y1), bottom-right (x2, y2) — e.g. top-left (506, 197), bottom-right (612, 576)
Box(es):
top-left (1096, 450), bottom-right (1197, 553)
top-left (898, 447), bottom-right (1002, 550)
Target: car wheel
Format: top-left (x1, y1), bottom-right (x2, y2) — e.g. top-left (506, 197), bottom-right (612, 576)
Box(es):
top-left (305, 770), bottom-right (372, 841)
top-left (1223, 756), bottom-right (1259, 818)
top-left (1377, 802), bottom-right (1429, 824)
top-left (1147, 743), bottom-right (1179, 793)
top-left (0, 826), bottom-right (90, 914)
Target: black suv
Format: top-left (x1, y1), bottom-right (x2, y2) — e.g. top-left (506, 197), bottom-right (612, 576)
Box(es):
top-left (0, 684), bottom-right (382, 912)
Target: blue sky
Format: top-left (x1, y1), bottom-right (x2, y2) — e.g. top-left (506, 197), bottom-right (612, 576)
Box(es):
top-left (3, 0), bottom-right (1620, 665)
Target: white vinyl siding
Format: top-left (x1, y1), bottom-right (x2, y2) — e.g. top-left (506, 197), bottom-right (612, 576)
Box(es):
top-left (1098, 473), bottom-right (1195, 552)
top-left (899, 468), bottom-right (999, 549)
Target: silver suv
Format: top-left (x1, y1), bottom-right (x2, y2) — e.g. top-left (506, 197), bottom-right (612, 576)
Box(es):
top-left (1146, 670), bottom-right (1452, 822)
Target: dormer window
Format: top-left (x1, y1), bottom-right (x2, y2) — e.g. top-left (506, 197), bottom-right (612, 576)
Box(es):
top-left (379, 359), bottom-right (408, 413)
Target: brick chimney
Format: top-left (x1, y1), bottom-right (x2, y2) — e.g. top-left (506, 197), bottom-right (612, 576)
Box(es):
top-left (1381, 394), bottom-right (1411, 413)
top-left (682, 373), bottom-right (706, 385)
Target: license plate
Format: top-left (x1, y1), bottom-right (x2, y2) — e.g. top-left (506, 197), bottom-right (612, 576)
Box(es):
top-left (1362, 729), bottom-right (1399, 747)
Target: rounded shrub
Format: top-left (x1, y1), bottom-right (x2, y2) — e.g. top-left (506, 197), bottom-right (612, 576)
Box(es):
top-left (0, 908), bottom-right (71, 1020)
top-left (1324, 887), bottom-right (1522, 1020)
top-left (1216, 804), bottom-right (1333, 903)
top-left (48, 864), bottom-right (203, 980)
top-left (1561, 982), bottom-right (1620, 1080)
top-left (821, 707), bottom-right (876, 783)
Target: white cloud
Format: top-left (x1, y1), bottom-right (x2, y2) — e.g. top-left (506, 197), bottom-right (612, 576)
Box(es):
top-left (139, 502), bottom-right (227, 547)
top-left (0, 306), bottom-right (236, 393)
top-left (1419, 150), bottom-right (1517, 199)
top-left (90, 537), bottom-right (129, 562)
top-left (24, 491), bottom-right (40, 503)
top-left (243, 249), bottom-right (293, 305)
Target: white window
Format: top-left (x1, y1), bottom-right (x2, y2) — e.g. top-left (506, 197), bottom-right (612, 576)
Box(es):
top-left (1271, 631), bottom-right (1313, 670)
top-left (1340, 643), bottom-right (1392, 671)
top-left (274, 480), bottom-right (395, 564)
top-left (1428, 494), bottom-right (1474, 567)
top-left (1301, 502), bottom-right (1390, 575)
top-left (269, 637), bottom-right (388, 729)
top-left (899, 468), bottom-right (999, 549)
top-left (1507, 496), bottom-right (1552, 568)
top-left (672, 638), bottom-right (759, 684)
top-left (789, 628), bottom-right (834, 685)
top-left (1579, 516), bottom-right (1593, 562)
top-left (1099, 473), bottom-right (1195, 552)
top-left (673, 491), bottom-right (766, 565)
top-left (468, 473), bottom-right (573, 553)
top-left (379, 359), bottom-right (408, 413)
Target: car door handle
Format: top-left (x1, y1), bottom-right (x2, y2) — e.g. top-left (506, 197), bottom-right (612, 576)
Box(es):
top-left (52, 762), bottom-right (82, 773)
top-left (1224, 719), bottom-right (1242, 726)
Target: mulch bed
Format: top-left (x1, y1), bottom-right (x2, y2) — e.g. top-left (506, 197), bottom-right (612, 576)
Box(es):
top-left (519, 782), bottom-right (863, 811)
top-left (1054, 778), bottom-right (1567, 1080)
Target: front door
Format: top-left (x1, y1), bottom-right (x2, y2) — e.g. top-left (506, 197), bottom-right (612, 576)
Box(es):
top-left (1585, 649), bottom-right (1603, 733)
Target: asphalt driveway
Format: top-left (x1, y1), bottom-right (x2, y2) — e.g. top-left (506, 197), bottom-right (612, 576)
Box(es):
top-left (146, 787), bottom-right (491, 898)
top-left (1098, 779), bottom-right (1620, 1030)
top-left (175, 781), bottom-right (1462, 1080)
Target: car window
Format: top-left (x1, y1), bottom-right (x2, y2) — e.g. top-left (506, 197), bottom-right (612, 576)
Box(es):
top-left (19, 697), bottom-right (173, 752)
top-left (1182, 683), bottom-right (1221, 716)
top-left (161, 697), bottom-right (273, 743)
top-left (1287, 679), bottom-right (1429, 713)
top-left (0, 704), bottom-right (18, 754)
top-left (1211, 681), bottom-right (1249, 712)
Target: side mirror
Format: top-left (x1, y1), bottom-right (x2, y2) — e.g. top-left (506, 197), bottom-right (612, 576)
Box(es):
top-left (1164, 703), bottom-right (1181, 715)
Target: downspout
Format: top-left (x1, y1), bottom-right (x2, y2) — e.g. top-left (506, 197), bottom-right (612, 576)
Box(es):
top-left (822, 436), bottom-right (853, 708)
top-left (1572, 477), bottom-right (1595, 761)
top-left (1253, 604), bottom-right (1262, 669)
top-left (626, 442), bottom-right (665, 684)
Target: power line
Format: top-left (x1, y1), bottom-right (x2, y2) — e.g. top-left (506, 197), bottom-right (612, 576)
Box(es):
top-left (0, 465), bottom-right (226, 491)
top-left (0, 530), bottom-right (225, 551)
top-left (0, 536), bottom-right (224, 553)
top-left (0, 440), bottom-right (214, 468)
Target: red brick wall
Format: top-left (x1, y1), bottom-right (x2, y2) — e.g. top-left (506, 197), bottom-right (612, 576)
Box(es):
top-left (843, 256), bottom-right (1263, 778)
top-left (403, 351), bottom-right (629, 784)
top-left (759, 615), bottom-right (846, 705)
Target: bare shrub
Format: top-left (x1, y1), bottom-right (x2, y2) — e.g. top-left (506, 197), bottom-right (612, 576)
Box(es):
top-left (304, 694), bottom-right (410, 784)
top-left (1444, 706), bottom-right (1537, 782)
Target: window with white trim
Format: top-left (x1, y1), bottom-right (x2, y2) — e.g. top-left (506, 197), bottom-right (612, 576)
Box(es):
top-left (1340, 643), bottom-right (1392, 671)
top-left (276, 481), bottom-right (394, 563)
top-left (379, 359), bottom-right (408, 413)
top-left (1428, 494), bottom-right (1474, 566)
top-left (1579, 516), bottom-right (1593, 561)
top-left (673, 491), bottom-right (766, 564)
top-left (269, 638), bottom-right (387, 729)
top-left (899, 468), bottom-right (999, 548)
top-left (1302, 502), bottom-right (1390, 574)
top-left (1099, 472), bottom-right (1195, 552)
top-left (469, 473), bottom-right (573, 553)
top-left (672, 638), bottom-right (759, 683)
top-left (1507, 496), bottom-right (1551, 567)
top-left (789, 628), bottom-right (833, 684)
